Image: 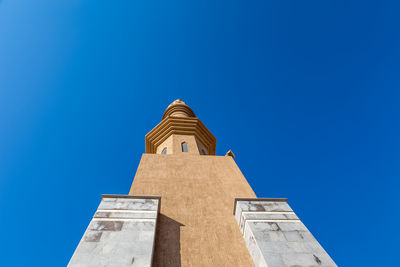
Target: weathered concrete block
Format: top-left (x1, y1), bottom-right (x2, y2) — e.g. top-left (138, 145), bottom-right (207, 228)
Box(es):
top-left (68, 195), bottom-right (160, 267)
top-left (234, 198), bottom-right (337, 267)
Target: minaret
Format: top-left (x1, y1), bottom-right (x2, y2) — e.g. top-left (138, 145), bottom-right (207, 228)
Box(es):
top-left (69, 99), bottom-right (337, 267)
top-left (130, 99), bottom-right (256, 266)
top-left (144, 99), bottom-right (216, 156)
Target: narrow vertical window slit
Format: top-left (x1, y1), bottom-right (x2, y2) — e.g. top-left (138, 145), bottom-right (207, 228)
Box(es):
top-left (181, 142), bottom-right (188, 152)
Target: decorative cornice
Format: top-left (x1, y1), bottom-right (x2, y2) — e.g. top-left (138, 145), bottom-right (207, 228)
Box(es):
top-left (162, 103), bottom-right (195, 119)
top-left (145, 116), bottom-right (217, 155)
top-left (233, 198), bottom-right (288, 215)
top-left (102, 194), bottom-right (161, 200)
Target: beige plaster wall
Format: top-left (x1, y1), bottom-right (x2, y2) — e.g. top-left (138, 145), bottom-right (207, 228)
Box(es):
top-left (129, 153), bottom-right (256, 266)
top-left (171, 134), bottom-right (199, 155)
top-left (155, 134), bottom-right (208, 155)
top-left (195, 137), bottom-right (208, 155)
top-left (156, 135), bottom-right (173, 154)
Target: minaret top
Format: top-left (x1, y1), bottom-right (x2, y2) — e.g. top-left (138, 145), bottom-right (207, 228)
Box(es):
top-left (162, 99), bottom-right (196, 119)
top-left (146, 99), bottom-right (216, 155)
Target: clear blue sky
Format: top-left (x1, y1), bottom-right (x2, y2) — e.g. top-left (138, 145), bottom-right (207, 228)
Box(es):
top-left (1, 1), bottom-right (399, 266)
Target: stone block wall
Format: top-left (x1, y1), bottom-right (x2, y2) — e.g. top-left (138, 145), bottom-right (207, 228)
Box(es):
top-left (234, 198), bottom-right (337, 267)
top-left (68, 195), bottom-right (160, 267)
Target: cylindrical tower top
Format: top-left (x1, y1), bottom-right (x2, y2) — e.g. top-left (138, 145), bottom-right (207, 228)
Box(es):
top-left (162, 99), bottom-right (195, 119)
top-left (146, 99), bottom-right (216, 155)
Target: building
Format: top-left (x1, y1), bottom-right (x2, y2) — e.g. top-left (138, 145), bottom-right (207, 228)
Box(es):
top-left (69, 99), bottom-right (337, 267)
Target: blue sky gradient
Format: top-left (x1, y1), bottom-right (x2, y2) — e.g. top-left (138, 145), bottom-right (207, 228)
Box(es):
top-left (1, 1), bottom-right (399, 266)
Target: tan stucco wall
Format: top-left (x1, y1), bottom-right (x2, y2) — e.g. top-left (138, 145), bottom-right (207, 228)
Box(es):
top-left (129, 153), bottom-right (256, 266)
top-left (171, 135), bottom-right (199, 155)
top-left (195, 137), bottom-right (208, 155)
top-left (155, 134), bottom-right (208, 155)
top-left (156, 135), bottom-right (174, 154)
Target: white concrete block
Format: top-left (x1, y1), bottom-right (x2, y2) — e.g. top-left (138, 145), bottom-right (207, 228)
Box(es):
top-left (234, 198), bottom-right (337, 267)
top-left (69, 195), bottom-right (160, 267)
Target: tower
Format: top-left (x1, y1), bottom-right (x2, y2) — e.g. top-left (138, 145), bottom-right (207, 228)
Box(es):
top-left (69, 100), bottom-right (337, 266)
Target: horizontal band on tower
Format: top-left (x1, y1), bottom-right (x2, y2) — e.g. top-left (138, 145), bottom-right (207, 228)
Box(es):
top-left (96, 209), bottom-right (157, 213)
top-left (92, 218), bottom-right (157, 222)
top-left (145, 117), bottom-right (216, 155)
top-left (101, 194), bottom-right (161, 200)
top-left (233, 197), bottom-right (288, 215)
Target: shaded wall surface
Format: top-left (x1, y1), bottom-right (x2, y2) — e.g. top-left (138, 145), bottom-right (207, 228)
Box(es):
top-left (129, 154), bottom-right (256, 266)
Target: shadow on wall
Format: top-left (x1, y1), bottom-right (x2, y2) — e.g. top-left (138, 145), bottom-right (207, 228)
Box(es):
top-left (152, 214), bottom-right (184, 267)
